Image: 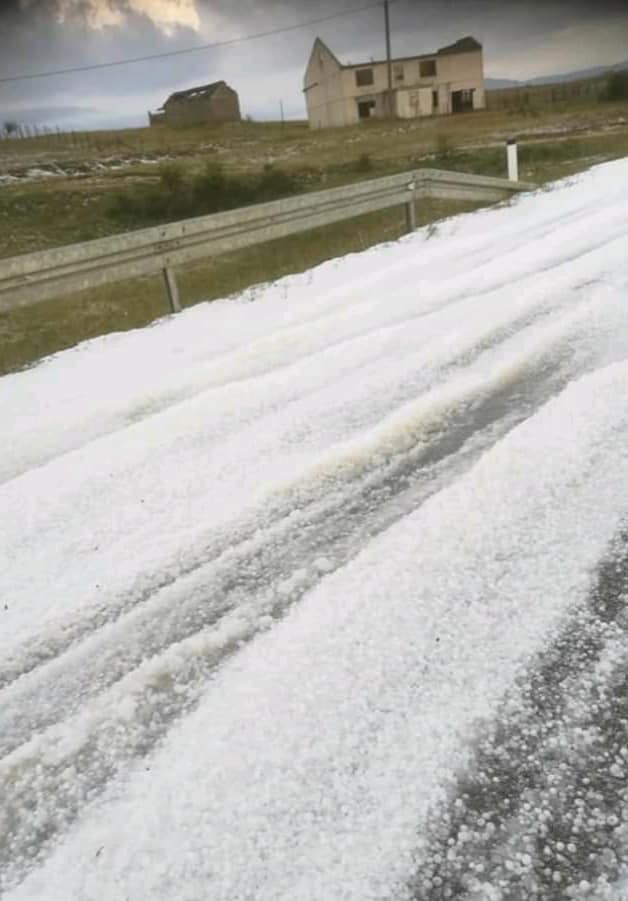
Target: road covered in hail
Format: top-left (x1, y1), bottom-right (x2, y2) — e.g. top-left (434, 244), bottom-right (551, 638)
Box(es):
top-left (2, 159), bottom-right (628, 901)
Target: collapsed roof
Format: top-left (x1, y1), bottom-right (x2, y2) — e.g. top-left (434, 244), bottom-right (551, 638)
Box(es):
top-left (161, 81), bottom-right (230, 108)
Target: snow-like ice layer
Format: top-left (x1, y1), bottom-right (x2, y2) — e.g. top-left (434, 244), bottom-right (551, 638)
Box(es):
top-left (2, 159), bottom-right (627, 485)
top-left (2, 163), bottom-right (628, 664)
top-left (3, 158), bottom-right (628, 899)
top-left (0, 156), bottom-right (172, 187)
top-left (7, 359), bottom-right (628, 901)
top-left (609, 878), bottom-right (628, 899)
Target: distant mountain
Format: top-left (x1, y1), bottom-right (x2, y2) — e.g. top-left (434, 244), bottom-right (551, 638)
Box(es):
top-left (485, 78), bottom-right (520, 90)
top-left (486, 60), bottom-right (628, 91)
top-left (527, 61), bottom-right (628, 85)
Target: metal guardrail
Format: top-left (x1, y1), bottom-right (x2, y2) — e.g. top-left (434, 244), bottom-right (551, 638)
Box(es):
top-left (0, 168), bottom-right (535, 315)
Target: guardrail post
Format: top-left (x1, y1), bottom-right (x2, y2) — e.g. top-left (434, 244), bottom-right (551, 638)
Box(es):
top-left (507, 139), bottom-right (519, 182)
top-left (0, 170), bottom-right (537, 315)
top-left (405, 181), bottom-right (417, 232)
top-left (162, 266), bottom-right (181, 313)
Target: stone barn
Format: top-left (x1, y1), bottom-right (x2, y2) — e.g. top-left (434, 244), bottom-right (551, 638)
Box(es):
top-left (149, 81), bottom-right (241, 127)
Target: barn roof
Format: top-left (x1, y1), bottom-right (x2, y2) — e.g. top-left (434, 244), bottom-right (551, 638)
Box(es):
top-left (163, 81), bottom-right (229, 106)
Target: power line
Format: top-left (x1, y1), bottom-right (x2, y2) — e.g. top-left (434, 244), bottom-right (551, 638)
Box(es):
top-left (0, 2), bottom-right (387, 85)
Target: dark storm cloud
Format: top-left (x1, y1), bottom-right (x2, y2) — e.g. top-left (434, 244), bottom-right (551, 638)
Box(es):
top-left (0, 0), bottom-right (627, 127)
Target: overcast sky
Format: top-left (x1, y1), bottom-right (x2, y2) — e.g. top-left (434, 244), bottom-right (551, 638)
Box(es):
top-left (0, 0), bottom-right (627, 129)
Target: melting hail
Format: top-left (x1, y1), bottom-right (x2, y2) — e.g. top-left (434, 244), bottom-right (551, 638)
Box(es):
top-left (54, 0), bottom-right (201, 33)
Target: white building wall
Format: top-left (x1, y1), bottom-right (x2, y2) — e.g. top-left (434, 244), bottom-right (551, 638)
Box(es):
top-left (433, 50), bottom-right (486, 112)
top-left (304, 41), bottom-right (350, 129)
top-left (396, 87), bottom-right (435, 118)
top-left (304, 41), bottom-right (486, 128)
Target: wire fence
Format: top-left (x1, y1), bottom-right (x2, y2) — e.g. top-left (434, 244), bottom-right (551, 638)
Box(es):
top-left (0, 122), bottom-right (155, 155)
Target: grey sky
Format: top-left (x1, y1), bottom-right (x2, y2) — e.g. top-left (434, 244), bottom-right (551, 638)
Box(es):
top-left (0, 0), bottom-right (627, 129)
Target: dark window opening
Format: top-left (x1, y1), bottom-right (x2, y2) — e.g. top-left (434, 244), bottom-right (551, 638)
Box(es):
top-left (356, 68), bottom-right (375, 87)
top-left (420, 59), bottom-right (437, 78)
top-left (357, 99), bottom-right (376, 119)
top-left (393, 63), bottom-right (404, 83)
top-left (451, 88), bottom-right (474, 113)
top-left (432, 90), bottom-right (439, 111)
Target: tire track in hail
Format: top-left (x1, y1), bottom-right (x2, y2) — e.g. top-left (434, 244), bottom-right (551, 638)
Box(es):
top-left (0, 295), bottom-right (558, 693)
top-left (409, 527), bottom-right (628, 900)
top-left (0, 313), bottom-right (591, 890)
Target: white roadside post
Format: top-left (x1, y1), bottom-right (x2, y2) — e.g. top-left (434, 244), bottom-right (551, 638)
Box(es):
top-left (405, 179), bottom-right (417, 232)
top-left (507, 139), bottom-right (519, 182)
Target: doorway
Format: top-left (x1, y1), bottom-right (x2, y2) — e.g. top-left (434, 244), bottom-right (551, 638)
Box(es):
top-left (451, 89), bottom-right (474, 113)
top-left (357, 99), bottom-right (376, 120)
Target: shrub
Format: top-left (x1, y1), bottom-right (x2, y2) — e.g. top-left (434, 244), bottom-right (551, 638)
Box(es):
top-left (255, 164), bottom-right (299, 201)
top-left (434, 133), bottom-right (454, 161)
top-left (604, 72), bottom-right (628, 102)
top-left (191, 163), bottom-right (241, 211)
top-left (107, 162), bottom-right (301, 227)
top-left (158, 161), bottom-right (185, 191)
top-left (519, 139), bottom-right (579, 164)
top-left (354, 153), bottom-right (373, 173)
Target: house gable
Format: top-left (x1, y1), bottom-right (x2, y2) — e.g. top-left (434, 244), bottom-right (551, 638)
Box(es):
top-left (304, 37), bottom-right (342, 90)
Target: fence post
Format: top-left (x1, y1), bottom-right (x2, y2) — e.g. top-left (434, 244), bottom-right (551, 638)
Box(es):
top-left (162, 266), bottom-right (181, 313)
top-left (507, 139), bottom-right (519, 182)
top-left (405, 180), bottom-right (417, 232)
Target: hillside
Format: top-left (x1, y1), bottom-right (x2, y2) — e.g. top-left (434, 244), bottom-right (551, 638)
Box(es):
top-left (487, 58), bottom-right (628, 90)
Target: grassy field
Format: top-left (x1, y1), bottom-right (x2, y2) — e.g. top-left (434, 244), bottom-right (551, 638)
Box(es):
top-left (1, 98), bottom-right (627, 374)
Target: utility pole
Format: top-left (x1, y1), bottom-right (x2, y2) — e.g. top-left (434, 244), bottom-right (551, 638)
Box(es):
top-left (384, 0), bottom-right (393, 118)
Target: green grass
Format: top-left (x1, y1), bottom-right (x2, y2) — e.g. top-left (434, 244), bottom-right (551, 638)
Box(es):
top-left (1, 99), bottom-right (627, 374)
top-left (2, 100), bottom-right (628, 258)
top-left (5, 97), bottom-right (626, 167)
top-left (3, 126), bottom-right (627, 258)
top-left (107, 161), bottom-right (303, 229)
top-left (0, 183), bottom-right (115, 257)
top-left (0, 198), bottom-right (481, 375)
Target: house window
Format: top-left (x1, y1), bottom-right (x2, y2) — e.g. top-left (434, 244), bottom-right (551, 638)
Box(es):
top-left (393, 63), bottom-right (404, 83)
top-left (420, 59), bottom-right (437, 78)
top-left (357, 99), bottom-right (376, 119)
top-left (356, 68), bottom-right (374, 87)
top-left (432, 90), bottom-right (439, 111)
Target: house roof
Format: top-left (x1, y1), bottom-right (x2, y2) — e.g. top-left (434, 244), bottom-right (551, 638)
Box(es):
top-left (436, 36), bottom-right (482, 56)
top-left (164, 80), bottom-right (230, 105)
top-left (312, 35), bottom-right (482, 71)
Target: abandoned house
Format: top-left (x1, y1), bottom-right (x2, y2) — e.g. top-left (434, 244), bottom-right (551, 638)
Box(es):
top-left (148, 80), bottom-right (241, 127)
top-left (303, 36), bottom-right (485, 129)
